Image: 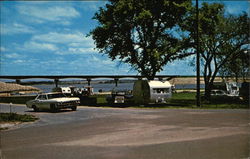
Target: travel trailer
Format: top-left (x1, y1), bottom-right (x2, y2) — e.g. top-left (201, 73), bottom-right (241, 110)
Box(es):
top-left (60, 87), bottom-right (72, 94)
top-left (133, 80), bottom-right (172, 104)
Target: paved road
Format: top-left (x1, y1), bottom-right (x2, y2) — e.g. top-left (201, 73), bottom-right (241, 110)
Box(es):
top-left (1, 104), bottom-right (250, 159)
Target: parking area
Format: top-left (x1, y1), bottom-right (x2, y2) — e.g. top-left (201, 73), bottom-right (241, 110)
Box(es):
top-left (1, 104), bottom-right (250, 159)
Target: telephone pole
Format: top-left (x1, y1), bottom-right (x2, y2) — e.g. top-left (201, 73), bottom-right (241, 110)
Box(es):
top-left (196, 0), bottom-right (201, 107)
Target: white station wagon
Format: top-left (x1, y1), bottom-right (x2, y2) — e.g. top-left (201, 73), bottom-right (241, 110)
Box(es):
top-left (26, 92), bottom-right (80, 112)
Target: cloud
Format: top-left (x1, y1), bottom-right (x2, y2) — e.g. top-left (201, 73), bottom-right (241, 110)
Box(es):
top-left (31, 32), bottom-right (92, 45)
top-left (13, 59), bottom-right (26, 64)
top-left (0, 23), bottom-right (36, 35)
top-left (224, 2), bottom-right (248, 15)
top-left (0, 46), bottom-right (7, 52)
top-left (22, 41), bottom-right (59, 52)
top-left (4, 53), bottom-right (21, 59)
top-left (16, 5), bottom-right (80, 25)
top-left (78, 1), bottom-right (106, 11)
top-left (30, 31), bottom-right (96, 55)
top-left (68, 47), bottom-right (95, 54)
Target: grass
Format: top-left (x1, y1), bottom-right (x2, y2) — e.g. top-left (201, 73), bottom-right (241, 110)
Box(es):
top-left (163, 92), bottom-right (248, 109)
top-left (0, 113), bottom-right (38, 123)
top-left (94, 92), bottom-right (249, 109)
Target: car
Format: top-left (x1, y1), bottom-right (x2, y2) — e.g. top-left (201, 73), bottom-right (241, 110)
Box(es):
top-left (106, 89), bottom-right (133, 104)
top-left (26, 92), bottom-right (80, 112)
top-left (210, 89), bottom-right (227, 96)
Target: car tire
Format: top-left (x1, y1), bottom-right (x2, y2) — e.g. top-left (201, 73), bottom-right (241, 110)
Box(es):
top-left (50, 104), bottom-right (57, 113)
top-left (71, 106), bottom-right (77, 111)
top-left (32, 105), bottom-right (39, 112)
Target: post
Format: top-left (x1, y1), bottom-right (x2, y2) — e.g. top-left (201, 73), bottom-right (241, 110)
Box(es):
top-left (9, 102), bottom-right (12, 113)
top-left (114, 78), bottom-right (119, 87)
top-left (87, 78), bottom-right (91, 86)
top-left (196, 0), bottom-right (201, 107)
top-left (54, 79), bottom-right (59, 88)
top-left (16, 79), bottom-right (21, 84)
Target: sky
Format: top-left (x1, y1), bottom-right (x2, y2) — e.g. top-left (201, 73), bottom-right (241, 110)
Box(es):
top-left (0, 1), bottom-right (249, 76)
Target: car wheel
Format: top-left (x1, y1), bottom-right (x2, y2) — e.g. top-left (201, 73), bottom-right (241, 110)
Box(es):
top-left (32, 105), bottom-right (39, 112)
top-left (71, 106), bottom-right (77, 111)
top-left (50, 104), bottom-right (57, 113)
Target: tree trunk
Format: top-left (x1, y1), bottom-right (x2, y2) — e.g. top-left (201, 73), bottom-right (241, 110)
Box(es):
top-left (204, 81), bottom-right (212, 101)
top-left (143, 70), bottom-right (156, 80)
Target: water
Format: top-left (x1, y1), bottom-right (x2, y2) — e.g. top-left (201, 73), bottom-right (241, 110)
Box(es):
top-left (31, 83), bottom-right (205, 93)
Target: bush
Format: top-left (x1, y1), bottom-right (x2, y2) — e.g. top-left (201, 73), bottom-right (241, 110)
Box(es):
top-left (0, 95), bottom-right (36, 104)
top-left (0, 113), bottom-right (38, 122)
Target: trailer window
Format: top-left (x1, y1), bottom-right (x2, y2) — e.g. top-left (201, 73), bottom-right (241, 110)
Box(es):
top-left (153, 88), bottom-right (170, 94)
top-left (232, 86), bottom-right (238, 90)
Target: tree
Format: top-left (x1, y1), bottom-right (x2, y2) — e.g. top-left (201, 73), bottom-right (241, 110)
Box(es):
top-left (182, 2), bottom-right (249, 99)
top-left (219, 47), bottom-right (250, 82)
top-left (89, 0), bottom-right (192, 80)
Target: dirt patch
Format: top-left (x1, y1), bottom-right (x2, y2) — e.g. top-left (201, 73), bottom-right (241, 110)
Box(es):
top-left (0, 122), bottom-right (20, 130)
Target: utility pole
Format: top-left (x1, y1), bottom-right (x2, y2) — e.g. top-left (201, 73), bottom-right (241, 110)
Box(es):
top-left (196, 0), bottom-right (201, 107)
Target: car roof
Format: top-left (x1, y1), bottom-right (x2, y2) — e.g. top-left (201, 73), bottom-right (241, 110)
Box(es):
top-left (39, 92), bottom-right (63, 95)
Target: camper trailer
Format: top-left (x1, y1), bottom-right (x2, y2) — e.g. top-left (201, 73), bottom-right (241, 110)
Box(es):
top-left (133, 80), bottom-right (172, 104)
top-left (61, 87), bottom-right (72, 94)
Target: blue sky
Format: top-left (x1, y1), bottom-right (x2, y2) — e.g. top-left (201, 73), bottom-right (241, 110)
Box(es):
top-left (0, 1), bottom-right (249, 76)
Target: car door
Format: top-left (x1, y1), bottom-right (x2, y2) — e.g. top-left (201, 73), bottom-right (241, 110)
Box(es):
top-left (35, 95), bottom-right (49, 109)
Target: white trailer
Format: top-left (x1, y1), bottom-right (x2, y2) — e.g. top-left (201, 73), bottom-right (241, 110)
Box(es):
top-left (133, 80), bottom-right (172, 104)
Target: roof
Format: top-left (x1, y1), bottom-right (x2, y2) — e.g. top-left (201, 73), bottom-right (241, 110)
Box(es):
top-left (40, 92), bottom-right (63, 95)
top-left (0, 82), bottom-right (40, 93)
top-left (148, 81), bottom-right (171, 88)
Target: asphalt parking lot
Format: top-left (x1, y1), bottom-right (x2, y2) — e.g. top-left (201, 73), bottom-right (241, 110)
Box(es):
top-left (1, 104), bottom-right (250, 159)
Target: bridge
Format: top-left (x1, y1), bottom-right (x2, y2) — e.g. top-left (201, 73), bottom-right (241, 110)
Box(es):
top-left (0, 75), bottom-right (185, 87)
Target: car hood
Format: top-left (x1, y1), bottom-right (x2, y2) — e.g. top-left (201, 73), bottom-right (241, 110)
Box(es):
top-left (48, 97), bottom-right (80, 102)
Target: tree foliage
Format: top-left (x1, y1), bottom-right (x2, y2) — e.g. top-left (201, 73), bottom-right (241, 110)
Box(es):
top-left (182, 2), bottom-right (249, 99)
top-left (89, 0), bottom-right (192, 79)
top-left (219, 47), bottom-right (249, 81)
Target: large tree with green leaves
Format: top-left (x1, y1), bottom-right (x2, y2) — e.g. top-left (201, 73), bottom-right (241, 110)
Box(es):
top-left (219, 47), bottom-right (249, 82)
top-left (89, 0), bottom-right (192, 80)
top-left (182, 2), bottom-right (249, 99)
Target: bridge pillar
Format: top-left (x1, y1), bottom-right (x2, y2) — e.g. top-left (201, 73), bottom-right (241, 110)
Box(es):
top-left (54, 79), bottom-right (59, 87)
top-left (87, 78), bottom-right (91, 86)
top-left (16, 79), bottom-right (21, 84)
top-left (114, 78), bottom-right (119, 87)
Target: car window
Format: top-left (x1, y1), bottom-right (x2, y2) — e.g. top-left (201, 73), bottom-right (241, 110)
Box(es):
top-left (47, 93), bottom-right (66, 99)
top-left (37, 95), bottom-right (47, 100)
top-left (217, 90), bottom-right (225, 94)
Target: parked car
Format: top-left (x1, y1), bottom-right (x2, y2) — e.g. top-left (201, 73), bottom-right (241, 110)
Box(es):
top-left (106, 89), bottom-right (133, 104)
top-left (210, 89), bottom-right (227, 96)
top-left (26, 92), bottom-right (80, 112)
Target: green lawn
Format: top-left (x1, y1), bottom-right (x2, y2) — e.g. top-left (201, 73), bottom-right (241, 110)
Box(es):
top-left (94, 92), bottom-right (249, 109)
top-left (167, 92), bottom-right (249, 109)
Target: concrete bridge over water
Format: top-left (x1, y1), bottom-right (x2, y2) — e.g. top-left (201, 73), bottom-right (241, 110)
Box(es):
top-left (0, 75), bottom-right (188, 87)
